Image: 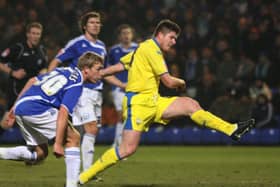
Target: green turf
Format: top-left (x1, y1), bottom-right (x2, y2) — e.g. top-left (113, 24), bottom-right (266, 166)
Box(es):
top-left (0, 145), bottom-right (279, 187)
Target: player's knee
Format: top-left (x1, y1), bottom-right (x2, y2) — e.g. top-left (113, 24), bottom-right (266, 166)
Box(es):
top-left (67, 131), bottom-right (81, 147)
top-left (35, 145), bottom-right (48, 161)
top-left (182, 97), bottom-right (202, 113)
top-left (191, 99), bottom-right (202, 111)
top-left (25, 149), bottom-right (47, 166)
top-left (84, 121), bottom-right (99, 135)
top-left (36, 152), bottom-right (47, 161)
top-left (72, 131), bottom-right (81, 145)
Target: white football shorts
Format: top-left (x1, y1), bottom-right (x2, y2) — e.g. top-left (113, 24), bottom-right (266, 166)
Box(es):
top-left (72, 87), bottom-right (102, 126)
top-left (16, 108), bottom-right (58, 146)
top-left (112, 87), bottom-right (125, 111)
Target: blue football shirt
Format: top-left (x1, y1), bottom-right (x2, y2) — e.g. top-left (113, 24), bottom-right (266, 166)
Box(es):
top-left (106, 42), bottom-right (138, 90)
top-left (56, 35), bottom-right (106, 90)
top-left (15, 67), bottom-right (83, 116)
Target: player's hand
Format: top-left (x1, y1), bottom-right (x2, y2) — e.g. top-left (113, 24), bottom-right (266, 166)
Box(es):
top-left (120, 83), bottom-right (127, 90)
top-left (7, 109), bottom-right (16, 127)
top-left (53, 143), bottom-right (64, 158)
top-left (176, 80), bottom-right (186, 93)
top-left (12, 69), bottom-right (26, 79)
top-left (1, 110), bottom-right (15, 129)
top-left (99, 69), bottom-right (106, 78)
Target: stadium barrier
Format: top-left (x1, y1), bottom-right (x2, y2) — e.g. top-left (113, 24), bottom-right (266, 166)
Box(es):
top-left (1, 125), bottom-right (280, 145)
top-left (0, 126), bottom-right (25, 144)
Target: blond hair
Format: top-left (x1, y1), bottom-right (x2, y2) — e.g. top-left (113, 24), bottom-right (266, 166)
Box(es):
top-left (78, 52), bottom-right (103, 70)
top-left (26, 22), bottom-right (43, 33)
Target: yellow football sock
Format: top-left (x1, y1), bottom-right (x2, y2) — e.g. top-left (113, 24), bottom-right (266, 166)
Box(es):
top-left (79, 147), bottom-right (120, 184)
top-left (191, 109), bottom-right (237, 136)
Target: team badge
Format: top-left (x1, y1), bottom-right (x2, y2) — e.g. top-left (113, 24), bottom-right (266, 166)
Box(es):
top-left (136, 118), bottom-right (142, 125)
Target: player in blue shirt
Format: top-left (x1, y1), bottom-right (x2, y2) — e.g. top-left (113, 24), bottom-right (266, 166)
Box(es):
top-left (48, 11), bottom-right (125, 173)
top-left (106, 24), bottom-right (138, 147)
top-left (0, 51), bottom-right (104, 187)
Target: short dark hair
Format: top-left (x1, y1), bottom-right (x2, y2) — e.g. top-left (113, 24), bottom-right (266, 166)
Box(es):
top-left (153, 19), bottom-right (181, 37)
top-left (117, 24), bottom-right (134, 35)
top-left (26, 22), bottom-right (43, 33)
top-left (79, 11), bottom-right (101, 33)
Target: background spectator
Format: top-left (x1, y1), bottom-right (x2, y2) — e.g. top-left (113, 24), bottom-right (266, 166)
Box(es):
top-left (251, 94), bottom-right (274, 128)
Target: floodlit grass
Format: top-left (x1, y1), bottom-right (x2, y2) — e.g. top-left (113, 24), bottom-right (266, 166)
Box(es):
top-left (0, 145), bottom-right (279, 187)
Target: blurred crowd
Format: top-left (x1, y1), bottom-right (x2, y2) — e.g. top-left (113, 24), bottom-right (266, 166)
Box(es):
top-left (1, 0), bottom-right (280, 128)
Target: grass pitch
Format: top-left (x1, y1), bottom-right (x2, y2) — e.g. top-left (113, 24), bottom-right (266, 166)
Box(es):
top-left (0, 145), bottom-right (279, 187)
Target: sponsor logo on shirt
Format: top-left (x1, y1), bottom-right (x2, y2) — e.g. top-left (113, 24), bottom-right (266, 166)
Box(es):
top-left (49, 108), bottom-right (57, 116)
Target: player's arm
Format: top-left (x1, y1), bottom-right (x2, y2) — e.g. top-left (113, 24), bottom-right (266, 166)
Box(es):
top-left (53, 105), bottom-right (69, 157)
top-left (1, 77), bottom-right (37, 129)
top-left (48, 58), bottom-right (60, 72)
top-left (104, 75), bottom-right (126, 89)
top-left (100, 62), bottom-right (125, 77)
top-left (17, 77), bottom-right (37, 99)
top-left (11, 77), bottom-right (36, 106)
top-left (53, 83), bottom-right (82, 157)
top-left (160, 73), bottom-right (186, 91)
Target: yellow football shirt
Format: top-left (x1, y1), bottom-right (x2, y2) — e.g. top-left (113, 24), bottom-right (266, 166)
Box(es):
top-left (120, 38), bottom-right (168, 94)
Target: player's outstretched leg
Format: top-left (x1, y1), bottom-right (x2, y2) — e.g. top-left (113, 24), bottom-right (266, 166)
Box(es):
top-left (163, 98), bottom-right (255, 140)
top-left (190, 109), bottom-right (255, 140)
top-left (230, 119), bottom-right (255, 141)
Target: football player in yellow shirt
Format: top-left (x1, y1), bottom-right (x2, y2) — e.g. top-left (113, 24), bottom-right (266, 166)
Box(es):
top-left (79, 19), bottom-right (255, 184)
